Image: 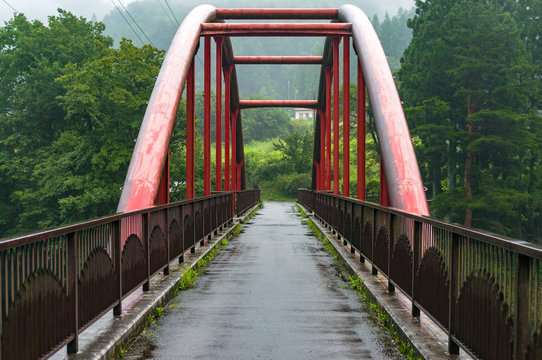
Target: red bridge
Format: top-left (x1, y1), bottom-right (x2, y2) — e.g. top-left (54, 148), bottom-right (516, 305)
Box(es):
top-left (1, 6), bottom-right (541, 360)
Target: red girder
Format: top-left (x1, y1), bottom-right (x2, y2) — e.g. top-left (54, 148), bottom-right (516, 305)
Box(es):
top-left (215, 8), bottom-right (338, 20)
top-left (118, 4), bottom-right (429, 217)
top-left (239, 100), bottom-right (318, 109)
top-left (200, 23), bottom-right (352, 37)
top-left (339, 5), bottom-right (429, 215)
top-left (235, 56), bottom-right (322, 65)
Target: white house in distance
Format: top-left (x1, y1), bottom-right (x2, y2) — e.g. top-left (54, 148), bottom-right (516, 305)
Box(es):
top-left (293, 108), bottom-right (314, 120)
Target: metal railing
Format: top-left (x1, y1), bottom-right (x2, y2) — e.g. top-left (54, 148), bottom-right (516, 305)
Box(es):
top-left (235, 189), bottom-right (261, 215)
top-left (0, 193), bottom-right (237, 360)
top-left (298, 189), bottom-right (542, 360)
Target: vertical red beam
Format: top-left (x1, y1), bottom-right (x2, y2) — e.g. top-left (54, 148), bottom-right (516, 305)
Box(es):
top-left (215, 37), bottom-right (223, 191)
top-left (186, 59), bottom-right (195, 200)
top-left (204, 37), bottom-right (211, 197)
top-left (319, 109), bottom-right (325, 191)
top-left (224, 65), bottom-right (231, 191)
top-left (342, 36), bottom-right (350, 197)
top-left (157, 150), bottom-right (170, 204)
top-left (380, 157), bottom-right (390, 206)
top-left (325, 66), bottom-right (332, 191)
top-left (332, 37), bottom-right (340, 195)
top-left (232, 110), bottom-right (237, 192)
top-left (316, 159), bottom-right (320, 190)
top-left (237, 162), bottom-right (241, 190)
top-left (357, 60), bottom-right (366, 200)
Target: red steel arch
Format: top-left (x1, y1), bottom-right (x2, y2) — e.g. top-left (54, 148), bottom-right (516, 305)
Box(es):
top-left (117, 5), bottom-right (429, 216)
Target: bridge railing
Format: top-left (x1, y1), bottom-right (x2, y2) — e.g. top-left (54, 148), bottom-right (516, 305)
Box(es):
top-left (235, 189), bottom-right (261, 215)
top-left (298, 189), bottom-right (542, 360)
top-left (0, 193), bottom-right (234, 360)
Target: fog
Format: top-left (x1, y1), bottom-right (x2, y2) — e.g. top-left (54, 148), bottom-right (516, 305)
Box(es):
top-left (0, 0), bottom-right (137, 25)
top-left (1, 0), bottom-right (414, 26)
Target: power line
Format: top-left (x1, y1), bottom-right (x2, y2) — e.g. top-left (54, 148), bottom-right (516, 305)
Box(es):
top-left (164, 0), bottom-right (180, 26)
top-left (117, 0), bottom-right (155, 47)
top-left (110, 0), bottom-right (145, 46)
top-left (158, 0), bottom-right (177, 29)
top-left (160, 0), bottom-right (204, 67)
top-left (1, 0), bottom-right (18, 13)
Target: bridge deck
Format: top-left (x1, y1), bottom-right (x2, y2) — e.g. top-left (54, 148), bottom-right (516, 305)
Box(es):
top-left (125, 201), bottom-right (400, 359)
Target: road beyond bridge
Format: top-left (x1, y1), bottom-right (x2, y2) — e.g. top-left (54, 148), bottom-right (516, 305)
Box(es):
top-left (124, 201), bottom-right (401, 359)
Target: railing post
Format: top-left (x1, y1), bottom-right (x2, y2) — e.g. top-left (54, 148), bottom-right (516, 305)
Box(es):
top-left (179, 204), bottom-right (185, 264)
top-left (67, 232), bottom-right (78, 354)
top-left (113, 220), bottom-right (122, 316)
top-left (448, 233), bottom-right (460, 354)
top-left (201, 200), bottom-right (206, 246)
top-left (372, 210), bottom-right (378, 275)
top-left (514, 253), bottom-right (530, 360)
top-left (411, 221), bottom-right (421, 317)
top-left (350, 202), bottom-right (355, 254)
top-left (360, 204), bottom-right (365, 263)
top-left (143, 213), bottom-right (150, 292)
top-left (164, 208), bottom-right (170, 276)
top-left (388, 214), bottom-right (395, 293)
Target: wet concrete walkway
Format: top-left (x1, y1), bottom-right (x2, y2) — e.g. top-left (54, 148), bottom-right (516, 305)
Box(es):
top-left (126, 202), bottom-right (401, 359)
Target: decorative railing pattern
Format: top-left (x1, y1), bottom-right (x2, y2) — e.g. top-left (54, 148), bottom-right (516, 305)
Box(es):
top-left (298, 189), bottom-right (542, 360)
top-left (0, 192), bottom-right (250, 360)
top-left (235, 189), bottom-right (261, 215)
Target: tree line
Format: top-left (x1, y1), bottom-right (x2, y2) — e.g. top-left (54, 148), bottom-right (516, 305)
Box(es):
top-left (0, 12), bottom-right (165, 237)
top-left (399, 0), bottom-right (542, 242)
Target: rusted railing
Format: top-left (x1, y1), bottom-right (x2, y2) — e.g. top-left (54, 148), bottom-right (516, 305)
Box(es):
top-left (0, 193), bottom-right (238, 360)
top-left (235, 189), bottom-right (261, 215)
top-left (298, 189), bottom-right (542, 360)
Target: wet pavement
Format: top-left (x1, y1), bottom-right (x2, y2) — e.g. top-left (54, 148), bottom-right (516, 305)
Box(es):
top-left (125, 201), bottom-right (402, 359)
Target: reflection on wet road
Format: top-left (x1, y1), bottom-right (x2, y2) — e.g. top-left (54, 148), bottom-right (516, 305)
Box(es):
top-left (126, 201), bottom-right (401, 359)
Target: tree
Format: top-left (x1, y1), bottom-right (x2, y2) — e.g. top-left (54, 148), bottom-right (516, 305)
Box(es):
top-left (399, 0), bottom-right (537, 238)
top-left (0, 11), bottom-right (164, 236)
top-left (241, 95), bottom-right (292, 142)
top-left (273, 131), bottom-right (313, 173)
top-left (0, 11), bottom-right (114, 236)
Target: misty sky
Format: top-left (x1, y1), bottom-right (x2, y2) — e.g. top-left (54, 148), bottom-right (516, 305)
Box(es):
top-left (1, 0), bottom-right (414, 26)
top-left (0, 0), bottom-right (137, 25)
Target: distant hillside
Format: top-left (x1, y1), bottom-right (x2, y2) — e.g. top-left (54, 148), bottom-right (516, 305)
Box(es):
top-left (102, 0), bottom-right (413, 99)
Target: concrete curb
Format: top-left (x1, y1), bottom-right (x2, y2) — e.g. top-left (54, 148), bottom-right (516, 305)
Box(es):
top-left (54, 203), bottom-right (262, 360)
top-left (297, 203), bottom-right (470, 360)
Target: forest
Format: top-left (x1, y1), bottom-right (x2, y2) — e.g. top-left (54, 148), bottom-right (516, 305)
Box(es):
top-left (0, 0), bottom-right (540, 244)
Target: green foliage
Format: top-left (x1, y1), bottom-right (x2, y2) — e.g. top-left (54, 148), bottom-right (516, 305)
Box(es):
top-left (244, 130), bottom-right (313, 200)
top-left (178, 266), bottom-right (198, 290)
top-left (0, 10), bottom-right (166, 238)
top-left (399, 0), bottom-right (542, 241)
top-left (273, 131), bottom-right (313, 173)
top-left (242, 95), bottom-right (292, 142)
top-left (154, 307), bottom-right (164, 317)
top-left (371, 7), bottom-right (415, 71)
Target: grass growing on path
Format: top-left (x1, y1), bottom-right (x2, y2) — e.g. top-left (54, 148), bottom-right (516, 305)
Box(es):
top-left (295, 203), bottom-right (422, 360)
